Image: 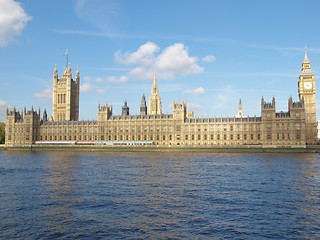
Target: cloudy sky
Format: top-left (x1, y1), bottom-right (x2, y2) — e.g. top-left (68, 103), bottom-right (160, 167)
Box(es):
top-left (1, 0), bottom-right (320, 122)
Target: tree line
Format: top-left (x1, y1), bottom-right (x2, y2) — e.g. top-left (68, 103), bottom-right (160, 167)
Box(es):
top-left (0, 122), bottom-right (5, 144)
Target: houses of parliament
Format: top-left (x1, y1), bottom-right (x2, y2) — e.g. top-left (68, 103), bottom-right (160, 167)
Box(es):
top-left (5, 50), bottom-right (317, 147)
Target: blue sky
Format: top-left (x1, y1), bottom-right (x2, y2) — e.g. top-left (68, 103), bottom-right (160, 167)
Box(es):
top-left (1, 0), bottom-right (320, 122)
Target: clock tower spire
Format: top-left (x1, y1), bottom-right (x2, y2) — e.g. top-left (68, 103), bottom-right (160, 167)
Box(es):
top-left (298, 46), bottom-right (317, 144)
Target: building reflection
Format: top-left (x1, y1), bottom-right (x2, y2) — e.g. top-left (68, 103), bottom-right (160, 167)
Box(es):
top-left (42, 152), bottom-right (81, 236)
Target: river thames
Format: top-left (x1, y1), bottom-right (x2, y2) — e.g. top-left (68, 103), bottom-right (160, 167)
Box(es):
top-left (0, 151), bottom-right (320, 239)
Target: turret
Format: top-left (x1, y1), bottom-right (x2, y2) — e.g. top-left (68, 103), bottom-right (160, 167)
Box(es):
top-left (140, 94), bottom-right (147, 115)
top-left (122, 100), bottom-right (129, 116)
top-left (76, 66), bottom-right (80, 82)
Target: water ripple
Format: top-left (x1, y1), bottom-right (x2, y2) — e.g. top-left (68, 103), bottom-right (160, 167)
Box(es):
top-left (0, 152), bottom-right (320, 239)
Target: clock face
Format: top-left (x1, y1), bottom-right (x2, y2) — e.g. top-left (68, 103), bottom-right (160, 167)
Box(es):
top-left (304, 82), bottom-right (312, 90)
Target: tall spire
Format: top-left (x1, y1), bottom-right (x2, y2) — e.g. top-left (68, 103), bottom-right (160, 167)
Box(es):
top-left (238, 98), bottom-right (243, 117)
top-left (303, 45), bottom-right (310, 64)
top-left (148, 73), bottom-right (162, 115)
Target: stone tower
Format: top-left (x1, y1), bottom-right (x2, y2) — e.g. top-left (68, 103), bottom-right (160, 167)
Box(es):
top-left (52, 64), bottom-right (80, 121)
top-left (140, 94), bottom-right (147, 115)
top-left (298, 47), bottom-right (317, 144)
top-left (122, 100), bottom-right (129, 116)
top-left (148, 73), bottom-right (162, 115)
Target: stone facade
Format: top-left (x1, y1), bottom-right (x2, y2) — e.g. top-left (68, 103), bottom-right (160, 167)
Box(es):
top-left (52, 64), bottom-right (80, 122)
top-left (5, 51), bottom-right (316, 147)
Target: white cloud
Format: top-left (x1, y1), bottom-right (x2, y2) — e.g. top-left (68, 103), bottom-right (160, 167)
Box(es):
top-left (96, 87), bottom-right (109, 94)
top-left (188, 103), bottom-right (203, 110)
top-left (95, 77), bottom-right (104, 83)
top-left (83, 76), bottom-right (91, 82)
top-left (80, 82), bottom-right (92, 93)
top-left (34, 88), bottom-right (52, 99)
top-left (212, 85), bottom-right (236, 110)
top-left (115, 41), bottom-right (159, 66)
top-left (0, 0), bottom-right (32, 47)
top-left (202, 55), bottom-right (216, 62)
top-left (115, 42), bottom-right (203, 80)
top-left (107, 75), bottom-right (128, 83)
top-left (184, 87), bottom-right (205, 96)
top-left (155, 43), bottom-right (203, 75)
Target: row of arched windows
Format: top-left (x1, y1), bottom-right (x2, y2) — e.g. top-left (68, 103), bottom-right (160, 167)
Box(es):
top-left (58, 94), bottom-right (66, 104)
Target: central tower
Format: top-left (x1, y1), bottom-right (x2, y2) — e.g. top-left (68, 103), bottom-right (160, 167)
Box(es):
top-left (298, 47), bottom-right (317, 144)
top-left (148, 73), bottom-right (162, 115)
top-left (52, 63), bottom-right (80, 121)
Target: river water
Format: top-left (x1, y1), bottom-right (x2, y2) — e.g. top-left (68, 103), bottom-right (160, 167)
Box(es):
top-left (0, 151), bottom-right (320, 239)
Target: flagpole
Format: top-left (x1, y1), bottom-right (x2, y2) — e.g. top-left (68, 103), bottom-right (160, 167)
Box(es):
top-left (66, 49), bottom-right (68, 69)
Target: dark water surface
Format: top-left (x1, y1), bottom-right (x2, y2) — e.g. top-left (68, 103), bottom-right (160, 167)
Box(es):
top-left (0, 151), bottom-right (320, 239)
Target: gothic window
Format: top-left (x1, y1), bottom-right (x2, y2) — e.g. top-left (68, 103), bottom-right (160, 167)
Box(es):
top-left (217, 135), bottom-right (220, 140)
top-left (224, 134), bottom-right (227, 140)
top-left (211, 134), bottom-right (213, 140)
top-left (185, 135), bottom-right (188, 140)
top-left (267, 134), bottom-right (271, 140)
top-left (230, 125), bottom-right (233, 131)
top-left (296, 133), bottom-right (301, 140)
top-left (267, 123), bottom-right (271, 130)
top-left (296, 112), bottom-right (300, 118)
top-left (132, 135), bottom-right (135, 140)
top-left (204, 135), bottom-right (207, 140)
top-left (257, 134), bottom-right (260, 140)
top-left (198, 135), bottom-right (201, 140)
top-left (244, 134), bottom-right (247, 140)
top-left (120, 135), bottom-right (123, 140)
top-left (243, 125), bottom-right (247, 131)
top-left (163, 135), bottom-right (166, 140)
top-left (230, 134), bottom-right (233, 140)
top-left (295, 123), bottom-right (301, 130)
top-left (251, 134), bottom-right (254, 140)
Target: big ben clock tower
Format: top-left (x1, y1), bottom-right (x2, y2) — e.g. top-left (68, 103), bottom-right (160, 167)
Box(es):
top-left (298, 47), bottom-right (317, 144)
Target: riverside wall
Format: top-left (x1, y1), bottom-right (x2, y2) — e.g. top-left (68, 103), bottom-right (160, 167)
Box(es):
top-left (2, 144), bottom-right (320, 153)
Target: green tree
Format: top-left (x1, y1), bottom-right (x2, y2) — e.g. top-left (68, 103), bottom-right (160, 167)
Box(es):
top-left (0, 122), bottom-right (5, 144)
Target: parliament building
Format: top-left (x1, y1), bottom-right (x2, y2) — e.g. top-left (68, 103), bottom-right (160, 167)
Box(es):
top-left (5, 50), bottom-right (317, 147)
